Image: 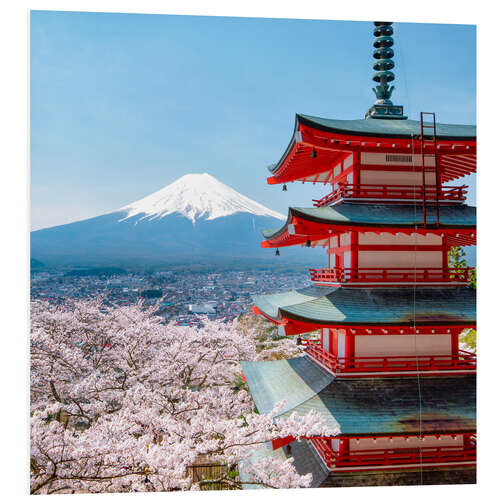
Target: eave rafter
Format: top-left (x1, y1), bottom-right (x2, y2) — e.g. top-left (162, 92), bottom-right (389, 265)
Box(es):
top-left (267, 121), bottom-right (476, 185)
top-left (253, 306), bottom-right (475, 335)
top-left (261, 214), bottom-right (476, 249)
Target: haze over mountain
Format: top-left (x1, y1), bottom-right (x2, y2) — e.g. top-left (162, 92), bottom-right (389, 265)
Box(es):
top-left (31, 173), bottom-right (313, 268)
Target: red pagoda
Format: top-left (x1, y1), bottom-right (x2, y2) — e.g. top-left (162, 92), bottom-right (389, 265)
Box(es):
top-left (241, 22), bottom-right (476, 487)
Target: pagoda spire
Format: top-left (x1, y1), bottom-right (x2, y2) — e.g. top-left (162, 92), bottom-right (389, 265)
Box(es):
top-left (365, 22), bottom-right (407, 120)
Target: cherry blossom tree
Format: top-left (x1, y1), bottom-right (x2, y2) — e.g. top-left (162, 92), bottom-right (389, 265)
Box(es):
top-left (30, 298), bottom-right (338, 494)
top-left (236, 314), bottom-right (305, 361)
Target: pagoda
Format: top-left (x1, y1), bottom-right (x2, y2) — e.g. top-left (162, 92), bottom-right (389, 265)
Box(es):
top-left (241, 22), bottom-right (476, 487)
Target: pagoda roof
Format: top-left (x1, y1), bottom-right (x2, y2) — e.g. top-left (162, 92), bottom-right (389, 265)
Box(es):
top-left (253, 286), bottom-right (476, 326)
top-left (242, 357), bottom-right (476, 436)
top-left (239, 439), bottom-right (328, 489)
top-left (267, 114), bottom-right (476, 184)
top-left (262, 202), bottom-right (476, 248)
top-left (295, 114), bottom-right (476, 142)
top-left (241, 355), bottom-right (334, 416)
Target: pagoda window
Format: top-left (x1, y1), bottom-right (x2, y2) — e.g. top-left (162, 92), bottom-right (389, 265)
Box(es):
top-left (358, 232), bottom-right (442, 246)
top-left (359, 169), bottom-right (437, 187)
top-left (361, 152), bottom-right (436, 168)
top-left (349, 435), bottom-right (464, 452)
top-left (357, 250), bottom-right (443, 269)
top-left (354, 334), bottom-right (452, 358)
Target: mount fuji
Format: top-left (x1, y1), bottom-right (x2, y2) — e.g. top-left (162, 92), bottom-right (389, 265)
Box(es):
top-left (31, 174), bottom-right (301, 268)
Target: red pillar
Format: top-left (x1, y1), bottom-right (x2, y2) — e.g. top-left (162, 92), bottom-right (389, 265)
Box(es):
top-left (352, 152), bottom-right (361, 186)
top-left (351, 231), bottom-right (359, 273)
top-left (345, 330), bottom-right (355, 359)
top-left (451, 330), bottom-right (459, 357)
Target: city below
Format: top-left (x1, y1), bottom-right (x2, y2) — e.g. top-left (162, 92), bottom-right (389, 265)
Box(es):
top-left (30, 267), bottom-right (310, 326)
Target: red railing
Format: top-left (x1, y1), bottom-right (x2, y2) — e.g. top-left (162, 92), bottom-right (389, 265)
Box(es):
top-left (313, 184), bottom-right (467, 207)
top-left (305, 344), bottom-right (476, 374)
top-left (310, 438), bottom-right (476, 469)
top-left (309, 267), bottom-right (474, 285)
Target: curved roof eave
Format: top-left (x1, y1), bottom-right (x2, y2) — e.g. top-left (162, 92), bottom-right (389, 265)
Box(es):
top-left (267, 113), bottom-right (476, 178)
top-left (253, 286), bottom-right (476, 326)
top-left (262, 203), bottom-right (477, 243)
top-left (297, 114), bottom-right (477, 141)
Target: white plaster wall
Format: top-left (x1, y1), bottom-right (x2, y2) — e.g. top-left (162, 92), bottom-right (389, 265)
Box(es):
top-left (349, 435), bottom-right (463, 451)
top-left (360, 170), bottom-right (436, 186)
top-left (343, 251), bottom-right (351, 268)
top-left (361, 152), bottom-right (435, 167)
top-left (322, 328), bottom-right (330, 352)
top-left (354, 334), bottom-right (451, 357)
top-left (337, 332), bottom-right (346, 357)
top-left (358, 250), bottom-right (442, 268)
top-left (340, 232), bottom-right (351, 246)
top-left (344, 154), bottom-right (354, 169)
top-left (358, 232), bottom-right (442, 246)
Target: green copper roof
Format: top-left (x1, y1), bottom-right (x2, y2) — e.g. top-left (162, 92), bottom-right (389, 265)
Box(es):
top-left (262, 202), bottom-right (476, 240)
top-left (240, 440), bottom-right (328, 489)
top-left (253, 286), bottom-right (476, 325)
top-left (297, 114), bottom-right (476, 140)
top-left (281, 375), bottom-right (476, 435)
top-left (242, 359), bottom-right (476, 435)
top-left (241, 356), bottom-right (334, 416)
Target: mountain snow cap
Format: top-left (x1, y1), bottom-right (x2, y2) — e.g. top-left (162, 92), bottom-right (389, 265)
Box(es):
top-left (119, 173), bottom-right (286, 223)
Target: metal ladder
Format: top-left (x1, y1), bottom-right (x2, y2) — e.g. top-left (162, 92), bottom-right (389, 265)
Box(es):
top-left (419, 112), bottom-right (440, 227)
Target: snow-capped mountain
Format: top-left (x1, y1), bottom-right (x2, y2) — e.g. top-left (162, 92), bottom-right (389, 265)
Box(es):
top-left (120, 173), bottom-right (285, 223)
top-left (31, 173), bottom-right (301, 268)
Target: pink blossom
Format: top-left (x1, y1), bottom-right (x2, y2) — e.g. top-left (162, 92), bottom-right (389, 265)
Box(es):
top-left (30, 298), bottom-right (338, 493)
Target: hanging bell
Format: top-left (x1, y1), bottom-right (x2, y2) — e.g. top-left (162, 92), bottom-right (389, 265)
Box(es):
top-left (311, 149), bottom-right (317, 159)
top-left (275, 249), bottom-right (280, 256)
top-left (305, 239), bottom-right (311, 248)
top-left (282, 184), bottom-right (287, 191)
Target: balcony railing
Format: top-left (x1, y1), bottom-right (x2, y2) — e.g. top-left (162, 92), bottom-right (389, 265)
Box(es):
top-left (310, 437), bottom-right (476, 470)
top-left (309, 267), bottom-right (474, 286)
top-left (305, 344), bottom-right (476, 374)
top-left (312, 184), bottom-right (467, 207)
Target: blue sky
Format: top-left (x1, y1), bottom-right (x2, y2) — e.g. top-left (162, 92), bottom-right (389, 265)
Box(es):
top-left (30, 11), bottom-right (476, 230)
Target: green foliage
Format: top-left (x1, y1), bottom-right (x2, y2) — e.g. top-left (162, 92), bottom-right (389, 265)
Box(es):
top-left (460, 328), bottom-right (476, 352)
top-left (448, 246), bottom-right (475, 287)
top-left (233, 374), bottom-right (246, 390)
top-left (271, 334), bottom-right (289, 341)
top-left (469, 268), bottom-right (476, 289)
top-left (448, 246), bottom-right (466, 269)
top-left (228, 469), bottom-right (239, 479)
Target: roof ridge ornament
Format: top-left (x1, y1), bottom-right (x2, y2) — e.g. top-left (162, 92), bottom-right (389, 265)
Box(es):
top-left (365, 22), bottom-right (407, 120)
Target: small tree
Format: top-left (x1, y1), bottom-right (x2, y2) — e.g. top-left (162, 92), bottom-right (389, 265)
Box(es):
top-left (448, 246), bottom-right (466, 268)
top-left (448, 247), bottom-right (477, 353)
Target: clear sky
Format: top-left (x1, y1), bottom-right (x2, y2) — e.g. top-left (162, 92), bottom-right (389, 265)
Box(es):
top-left (30, 11), bottom-right (476, 230)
